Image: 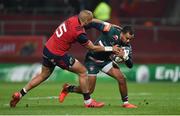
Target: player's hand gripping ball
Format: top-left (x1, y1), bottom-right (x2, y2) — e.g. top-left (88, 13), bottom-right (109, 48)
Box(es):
top-left (115, 55), bottom-right (123, 63)
top-left (110, 54), bottom-right (123, 63)
top-left (110, 46), bottom-right (130, 64)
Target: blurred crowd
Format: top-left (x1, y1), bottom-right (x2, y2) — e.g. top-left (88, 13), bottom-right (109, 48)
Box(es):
top-left (0, 0), bottom-right (180, 63)
top-left (0, 0), bottom-right (179, 26)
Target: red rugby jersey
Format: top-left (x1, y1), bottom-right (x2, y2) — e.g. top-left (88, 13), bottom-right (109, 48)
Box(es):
top-left (45, 15), bottom-right (86, 56)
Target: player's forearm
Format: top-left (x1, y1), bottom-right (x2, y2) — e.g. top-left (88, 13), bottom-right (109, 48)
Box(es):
top-left (89, 46), bottom-right (104, 52)
top-left (85, 41), bottom-right (113, 52)
top-left (89, 45), bottom-right (113, 52)
top-left (112, 24), bottom-right (122, 30)
top-left (90, 19), bottom-right (112, 32)
top-left (92, 18), bottom-right (104, 24)
top-left (86, 22), bottom-right (104, 31)
top-left (92, 19), bottom-right (122, 31)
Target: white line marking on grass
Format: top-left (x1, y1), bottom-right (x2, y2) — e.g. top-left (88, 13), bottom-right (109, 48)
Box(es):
top-left (3, 96), bottom-right (59, 106)
top-left (3, 104), bottom-right (9, 106)
top-left (3, 96), bottom-right (81, 106)
top-left (26, 93), bottom-right (151, 101)
top-left (129, 92), bottom-right (152, 96)
top-left (26, 96), bottom-right (58, 100)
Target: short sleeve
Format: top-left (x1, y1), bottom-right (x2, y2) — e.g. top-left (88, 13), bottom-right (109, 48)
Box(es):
top-left (77, 34), bottom-right (90, 46)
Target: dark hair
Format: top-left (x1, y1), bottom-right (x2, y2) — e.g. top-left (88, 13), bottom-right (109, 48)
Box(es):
top-left (122, 26), bottom-right (135, 37)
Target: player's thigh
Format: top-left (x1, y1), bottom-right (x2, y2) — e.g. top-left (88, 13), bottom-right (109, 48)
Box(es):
top-left (68, 59), bottom-right (87, 74)
top-left (101, 61), bottom-right (124, 80)
top-left (42, 51), bottom-right (56, 77)
top-left (40, 65), bottom-right (55, 78)
top-left (85, 60), bottom-right (106, 93)
top-left (101, 61), bottom-right (113, 74)
top-left (106, 64), bottom-right (125, 80)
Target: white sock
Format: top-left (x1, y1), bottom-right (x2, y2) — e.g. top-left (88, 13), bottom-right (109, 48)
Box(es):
top-left (23, 88), bottom-right (27, 93)
top-left (19, 88), bottom-right (27, 98)
top-left (123, 101), bottom-right (129, 104)
top-left (19, 93), bottom-right (22, 98)
top-left (84, 98), bottom-right (92, 105)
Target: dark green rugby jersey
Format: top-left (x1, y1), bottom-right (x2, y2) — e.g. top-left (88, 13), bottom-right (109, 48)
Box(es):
top-left (85, 26), bottom-right (132, 61)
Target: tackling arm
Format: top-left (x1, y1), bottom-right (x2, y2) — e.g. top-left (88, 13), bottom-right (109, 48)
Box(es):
top-left (85, 40), bottom-right (121, 53)
top-left (77, 34), bottom-right (121, 53)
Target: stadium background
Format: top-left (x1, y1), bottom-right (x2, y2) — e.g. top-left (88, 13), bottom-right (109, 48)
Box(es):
top-left (0, 0), bottom-right (180, 82)
top-left (0, 0), bottom-right (180, 115)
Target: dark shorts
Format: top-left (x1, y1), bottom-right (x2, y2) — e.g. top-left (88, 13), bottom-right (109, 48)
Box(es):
top-left (84, 56), bottom-right (112, 75)
top-left (42, 47), bottom-right (75, 69)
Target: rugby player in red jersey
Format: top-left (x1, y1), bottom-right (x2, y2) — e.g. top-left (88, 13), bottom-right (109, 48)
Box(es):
top-left (10, 10), bottom-right (121, 108)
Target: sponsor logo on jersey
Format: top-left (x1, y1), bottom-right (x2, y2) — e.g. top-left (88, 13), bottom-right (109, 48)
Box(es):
top-left (69, 57), bottom-right (75, 65)
top-left (90, 66), bottom-right (94, 71)
top-left (113, 35), bottom-right (118, 40)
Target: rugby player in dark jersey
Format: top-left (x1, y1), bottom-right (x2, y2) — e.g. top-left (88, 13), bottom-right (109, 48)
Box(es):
top-left (59, 25), bottom-right (137, 108)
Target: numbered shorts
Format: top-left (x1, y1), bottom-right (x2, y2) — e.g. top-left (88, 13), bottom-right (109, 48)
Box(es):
top-left (42, 47), bottom-right (75, 69)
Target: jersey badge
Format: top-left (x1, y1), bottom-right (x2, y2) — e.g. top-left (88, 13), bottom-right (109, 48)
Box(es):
top-left (113, 35), bottom-right (118, 40)
top-left (89, 66), bottom-right (95, 71)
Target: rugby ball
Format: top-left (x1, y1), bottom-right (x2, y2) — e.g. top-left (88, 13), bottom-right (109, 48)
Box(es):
top-left (111, 54), bottom-right (123, 63)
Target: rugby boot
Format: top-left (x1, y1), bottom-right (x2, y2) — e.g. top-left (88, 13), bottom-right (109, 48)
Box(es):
top-left (59, 83), bottom-right (70, 103)
top-left (84, 99), bottom-right (105, 108)
top-left (10, 92), bottom-right (21, 107)
top-left (122, 103), bottom-right (137, 108)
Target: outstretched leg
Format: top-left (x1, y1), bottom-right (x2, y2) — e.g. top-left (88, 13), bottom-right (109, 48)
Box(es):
top-left (10, 65), bottom-right (54, 107)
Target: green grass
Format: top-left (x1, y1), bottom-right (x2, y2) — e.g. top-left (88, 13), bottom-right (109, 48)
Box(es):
top-left (0, 81), bottom-right (180, 115)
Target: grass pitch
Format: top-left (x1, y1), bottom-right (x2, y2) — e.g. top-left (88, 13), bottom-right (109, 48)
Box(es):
top-left (0, 81), bottom-right (180, 115)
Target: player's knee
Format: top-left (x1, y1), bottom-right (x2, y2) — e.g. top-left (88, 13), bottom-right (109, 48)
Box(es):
top-left (117, 75), bottom-right (126, 84)
top-left (41, 71), bottom-right (52, 79)
top-left (79, 72), bottom-right (87, 78)
top-left (41, 66), bottom-right (54, 79)
top-left (78, 67), bottom-right (87, 78)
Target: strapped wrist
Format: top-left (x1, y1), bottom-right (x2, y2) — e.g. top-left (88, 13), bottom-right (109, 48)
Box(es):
top-left (104, 46), bottom-right (113, 51)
